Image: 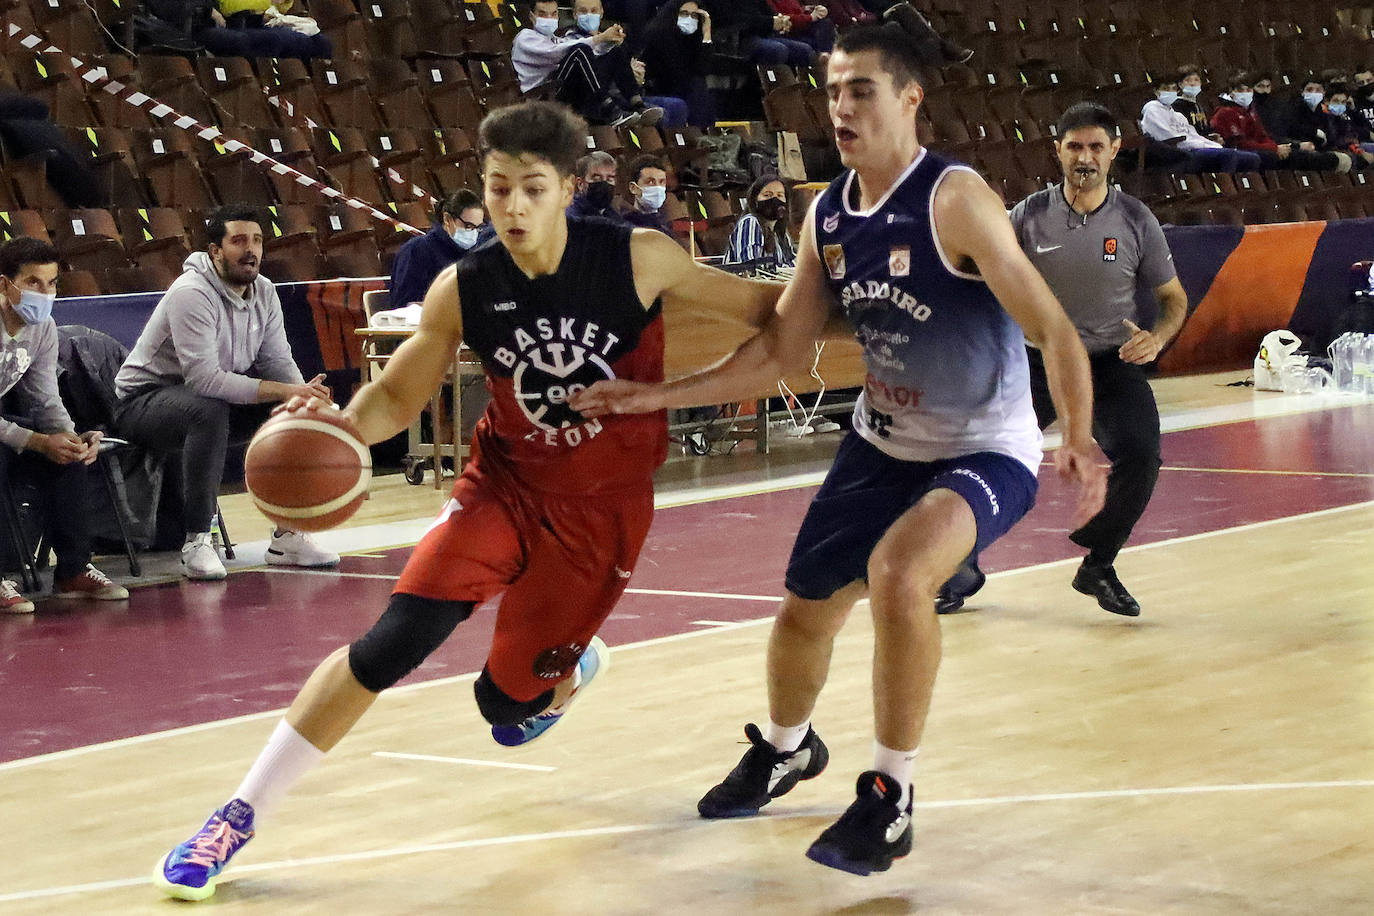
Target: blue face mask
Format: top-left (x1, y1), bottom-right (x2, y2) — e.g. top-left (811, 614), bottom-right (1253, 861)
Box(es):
top-left (1303, 91), bottom-right (1324, 108)
top-left (534, 16), bottom-right (559, 35)
top-left (639, 185), bottom-right (666, 209)
top-left (1157, 90), bottom-right (1179, 106)
top-left (576, 12), bottom-right (600, 31)
top-left (1232, 91), bottom-right (1253, 108)
top-left (1329, 103), bottom-right (1348, 116)
top-left (13, 288), bottom-right (56, 325)
top-left (451, 227), bottom-right (480, 249)
top-left (677, 15), bottom-right (698, 34)
top-left (1181, 84), bottom-right (1202, 98)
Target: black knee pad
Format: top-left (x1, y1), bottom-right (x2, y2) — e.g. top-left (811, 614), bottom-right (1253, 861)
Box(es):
top-left (473, 668), bottom-right (555, 726)
top-left (347, 593), bottom-right (474, 692)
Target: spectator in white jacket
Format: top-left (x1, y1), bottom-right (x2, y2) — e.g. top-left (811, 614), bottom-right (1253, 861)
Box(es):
top-left (1141, 75), bottom-right (1262, 173)
top-left (114, 205), bottom-right (340, 581)
top-left (512, 0), bottom-right (662, 126)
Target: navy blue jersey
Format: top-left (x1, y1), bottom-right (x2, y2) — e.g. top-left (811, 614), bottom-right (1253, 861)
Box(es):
top-left (813, 149), bottom-right (1041, 471)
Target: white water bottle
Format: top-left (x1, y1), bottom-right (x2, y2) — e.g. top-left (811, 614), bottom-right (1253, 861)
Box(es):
top-left (1330, 333), bottom-right (1356, 392)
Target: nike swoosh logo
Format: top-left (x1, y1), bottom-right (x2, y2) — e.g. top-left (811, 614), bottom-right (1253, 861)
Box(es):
top-left (768, 747), bottom-right (811, 791)
top-left (885, 809), bottom-right (912, 844)
top-left (1036, 244), bottom-right (1063, 253)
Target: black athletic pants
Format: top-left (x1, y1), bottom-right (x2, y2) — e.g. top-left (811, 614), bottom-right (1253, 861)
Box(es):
top-left (1026, 346), bottom-right (1162, 565)
top-left (0, 447), bottom-right (94, 581)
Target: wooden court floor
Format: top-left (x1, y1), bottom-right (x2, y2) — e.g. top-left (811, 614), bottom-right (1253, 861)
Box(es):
top-left (1, 376), bottom-right (1371, 914)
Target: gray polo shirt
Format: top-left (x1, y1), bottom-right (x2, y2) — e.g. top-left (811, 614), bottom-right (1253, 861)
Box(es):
top-left (1010, 184), bottom-right (1176, 353)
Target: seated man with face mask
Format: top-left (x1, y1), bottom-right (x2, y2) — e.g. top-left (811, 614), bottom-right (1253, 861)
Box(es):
top-left (389, 190), bottom-right (489, 309)
top-left (566, 151), bottom-right (627, 222)
top-left (622, 155), bottom-right (674, 236)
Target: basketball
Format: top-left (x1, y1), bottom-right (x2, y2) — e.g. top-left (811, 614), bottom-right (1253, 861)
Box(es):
top-left (244, 407), bottom-right (371, 532)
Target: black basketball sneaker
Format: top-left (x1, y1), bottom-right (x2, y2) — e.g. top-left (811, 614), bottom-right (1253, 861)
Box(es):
top-left (697, 723), bottom-right (829, 819)
top-left (805, 771), bottom-right (914, 876)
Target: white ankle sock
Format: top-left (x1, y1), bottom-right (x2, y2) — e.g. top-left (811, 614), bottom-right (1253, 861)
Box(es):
top-left (229, 719), bottom-right (325, 820)
top-left (873, 740), bottom-right (919, 808)
top-left (765, 719), bottom-right (811, 754)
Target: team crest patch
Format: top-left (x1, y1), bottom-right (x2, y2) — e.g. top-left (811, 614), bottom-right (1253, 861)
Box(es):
top-left (533, 642), bottom-right (586, 680)
top-left (822, 212), bottom-right (840, 233)
top-left (823, 244), bottom-right (846, 279)
top-left (889, 245), bottom-right (910, 277)
top-left (1103, 237), bottom-right (1118, 261)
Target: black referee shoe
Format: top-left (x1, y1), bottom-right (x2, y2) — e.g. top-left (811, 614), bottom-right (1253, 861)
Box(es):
top-left (1072, 560), bottom-right (1141, 617)
top-left (806, 771), bottom-right (914, 876)
top-left (698, 723), bottom-right (829, 819)
top-left (935, 560), bottom-right (986, 614)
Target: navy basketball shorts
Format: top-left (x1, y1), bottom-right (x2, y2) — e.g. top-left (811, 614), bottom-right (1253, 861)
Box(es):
top-left (784, 431), bottom-right (1039, 601)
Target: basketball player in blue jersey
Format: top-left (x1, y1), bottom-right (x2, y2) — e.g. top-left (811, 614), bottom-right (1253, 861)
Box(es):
top-left (151, 101), bottom-right (784, 902)
top-left (574, 25), bottom-right (1107, 875)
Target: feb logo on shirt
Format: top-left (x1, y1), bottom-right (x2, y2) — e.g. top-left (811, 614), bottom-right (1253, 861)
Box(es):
top-left (823, 244), bottom-right (846, 279)
top-left (889, 245), bottom-right (910, 278)
top-left (1103, 237), bottom-right (1118, 262)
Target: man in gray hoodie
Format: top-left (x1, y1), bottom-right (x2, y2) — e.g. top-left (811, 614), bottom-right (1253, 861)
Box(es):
top-left (1, 237), bottom-right (129, 612)
top-left (114, 204), bottom-right (340, 581)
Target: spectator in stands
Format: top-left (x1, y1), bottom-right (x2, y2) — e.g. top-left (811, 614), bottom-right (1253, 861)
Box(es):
top-left (513, 0), bottom-right (663, 127)
top-left (0, 90), bottom-right (101, 208)
top-left (114, 205), bottom-right (340, 581)
top-left (1269, 78), bottom-right (1354, 173)
top-left (216, 0), bottom-right (331, 58)
top-left (724, 175), bottom-right (795, 267)
top-left (565, 0), bottom-right (676, 126)
top-left (1171, 65), bottom-right (1219, 139)
top-left (622, 155), bottom-right (674, 234)
top-left (1324, 86), bottom-right (1374, 164)
top-left (639, 0), bottom-right (717, 128)
top-left (389, 191), bottom-right (488, 309)
top-left (1250, 74), bottom-right (1286, 139)
top-left (821, 0), bottom-right (874, 29)
top-left (567, 152), bottom-right (626, 222)
top-left (710, 0), bottom-right (817, 69)
top-left (1140, 76), bottom-right (1261, 173)
top-left (143, 0), bottom-right (331, 59)
top-left (1212, 72), bottom-right (1345, 172)
top-left (1352, 65), bottom-right (1374, 126)
top-left (766, 0), bottom-right (836, 55)
top-left (0, 238), bottom-right (130, 614)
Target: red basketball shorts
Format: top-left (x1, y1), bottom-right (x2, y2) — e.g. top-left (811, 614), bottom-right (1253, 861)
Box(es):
top-left (395, 460), bottom-right (654, 702)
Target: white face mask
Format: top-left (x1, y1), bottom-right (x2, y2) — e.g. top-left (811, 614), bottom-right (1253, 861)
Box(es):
top-left (638, 185), bottom-right (666, 209)
top-left (1232, 91), bottom-right (1253, 107)
top-left (1181, 84), bottom-right (1202, 98)
top-left (534, 16), bottom-right (559, 35)
top-left (677, 15), bottom-right (698, 34)
top-left (13, 288), bottom-right (56, 325)
top-left (451, 227), bottom-right (479, 249)
top-left (576, 12), bottom-right (600, 31)
top-left (1157, 90), bottom-right (1179, 106)
top-left (1303, 91), bottom-right (1324, 108)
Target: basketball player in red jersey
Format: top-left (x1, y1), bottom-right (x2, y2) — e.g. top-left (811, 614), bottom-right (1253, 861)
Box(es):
top-left (153, 100), bottom-right (784, 901)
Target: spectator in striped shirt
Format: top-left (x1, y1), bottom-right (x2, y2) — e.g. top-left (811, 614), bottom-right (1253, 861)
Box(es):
top-left (724, 175), bottom-right (795, 268)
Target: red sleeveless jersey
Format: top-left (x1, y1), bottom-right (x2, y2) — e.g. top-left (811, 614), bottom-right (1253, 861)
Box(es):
top-left (455, 218), bottom-right (667, 495)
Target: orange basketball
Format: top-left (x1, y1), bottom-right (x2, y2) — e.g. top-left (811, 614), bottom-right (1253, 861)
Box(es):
top-left (244, 407), bottom-right (371, 532)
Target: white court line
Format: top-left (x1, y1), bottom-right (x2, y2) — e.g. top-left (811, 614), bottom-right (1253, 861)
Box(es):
top-left (625, 587), bottom-right (780, 602)
top-left (372, 751), bottom-right (556, 773)
top-left (4, 779), bottom-right (1372, 904)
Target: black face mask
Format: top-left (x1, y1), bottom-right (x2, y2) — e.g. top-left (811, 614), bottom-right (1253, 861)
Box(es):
top-left (1357, 84), bottom-right (1374, 101)
top-left (584, 181), bottom-right (614, 209)
top-left (755, 197), bottom-right (787, 222)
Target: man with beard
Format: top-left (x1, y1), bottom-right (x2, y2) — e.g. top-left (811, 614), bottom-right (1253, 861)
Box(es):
top-left (115, 204), bottom-right (339, 580)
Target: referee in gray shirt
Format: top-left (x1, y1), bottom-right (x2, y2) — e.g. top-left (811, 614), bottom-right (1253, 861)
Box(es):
top-left (939, 102), bottom-right (1188, 617)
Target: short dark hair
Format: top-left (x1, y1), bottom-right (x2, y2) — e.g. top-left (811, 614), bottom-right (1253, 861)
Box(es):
top-left (479, 101), bottom-right (586, 177)
top-left (0, 237), bottom-right (60, 280)
top-left (205, 204), bottom-right (264, 248)
top-left (1176, 64), bottom-right (1202, 83)
top-left (625, 154), bottom-right (666, 184)
top-left (834, 24), bottom-right (928, 90)
top-left (1056, 102), bottom-right (1117, 138)
top-left (438, 189), bottom-right (482, 222)
top-left (1153, 73), bottom-right (1179, 89)
top-left (1228, 70), bottom-right (1256, 90)
top-left (1356, 64), bottom-right (1374, 76)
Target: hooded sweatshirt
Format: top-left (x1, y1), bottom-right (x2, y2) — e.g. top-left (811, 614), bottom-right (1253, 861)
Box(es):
top-left (1, 317), bottom-right (74, 452)
top-left (115, 252), bottom-right (302, 403)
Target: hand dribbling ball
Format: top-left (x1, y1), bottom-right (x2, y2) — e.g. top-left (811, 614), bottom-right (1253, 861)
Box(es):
top-left (244, 406), bottom-right (371, 532)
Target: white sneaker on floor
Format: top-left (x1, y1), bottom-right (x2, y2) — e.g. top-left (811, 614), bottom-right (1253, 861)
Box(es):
top-left (182, 533), bottom-right (227, 581)
top-left (265, 529), bottom-right (340, 568)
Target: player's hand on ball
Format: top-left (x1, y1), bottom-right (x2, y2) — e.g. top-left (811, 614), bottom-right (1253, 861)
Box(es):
top-left (570, 379), bottom-right (664, 417)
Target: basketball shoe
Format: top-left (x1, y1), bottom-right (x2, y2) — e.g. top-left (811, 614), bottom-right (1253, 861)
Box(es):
top-left (1, 578), bottom-right (34, 614)
top-left (491, 636), bottom-right (609, 747)
top-left (805, 771), bottom-right (913, 876)
top-left (154, 799), bottom-right (256, 901)
top-left (182, 532), bottom-right (227, 581)
top-left (697, 723), bottom-right (829, 818)
top-left (265, 529), bottom-right (341, 568)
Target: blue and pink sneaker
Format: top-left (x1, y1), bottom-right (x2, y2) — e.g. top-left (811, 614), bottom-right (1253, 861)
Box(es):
top-left (153, 799), bottom-right (256, 901)
top-left (491, 636), bottom-right (609, 747)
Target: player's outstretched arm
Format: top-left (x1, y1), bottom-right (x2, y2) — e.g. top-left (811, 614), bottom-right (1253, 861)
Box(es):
top-left (343, 266), bottom-right (465, 445)
top-left (935, 171), bottom-right (1105, 525)
top-left (572, 209), bottom-right (837, 417)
